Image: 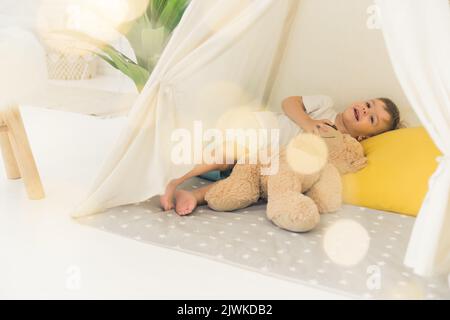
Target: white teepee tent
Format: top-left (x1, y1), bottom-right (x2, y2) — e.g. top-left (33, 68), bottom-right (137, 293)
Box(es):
top-left (72, 0), bottom-right (450, 277)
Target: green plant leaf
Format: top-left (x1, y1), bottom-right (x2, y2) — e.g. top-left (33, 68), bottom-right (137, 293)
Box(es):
top-left (95, 52), bottom-right (117, 69)
top-left (148, 0), bottom-right (169, 28)
top-left (122, 13), bottom-right (153, 69)
top-left (102, 46), bottom-right (150, 92)
top-left (113, 0), bottom-right (189, 73)
top-left (54, 30), bottom-right (149, 92)
top-left (159, 0), bottom-right (189, 32)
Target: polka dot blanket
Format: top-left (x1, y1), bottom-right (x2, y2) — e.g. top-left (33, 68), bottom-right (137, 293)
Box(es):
top-left (77, 177), bottom-right (450, 299)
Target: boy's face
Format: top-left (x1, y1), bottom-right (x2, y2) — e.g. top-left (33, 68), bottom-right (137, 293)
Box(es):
top-left (342, 99), bottom-right (392, 139)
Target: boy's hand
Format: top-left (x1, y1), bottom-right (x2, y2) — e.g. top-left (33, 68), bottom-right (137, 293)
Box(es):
top-left (303, 119), bottom-right (335, 135)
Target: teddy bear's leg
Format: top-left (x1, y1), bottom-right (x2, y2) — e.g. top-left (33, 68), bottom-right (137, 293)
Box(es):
top-left (266, 168), bottom-right (320, 233)
top-left (205, 164), bottom-right (261, 212)
top-left (305, 164), bottom-right (342, 214)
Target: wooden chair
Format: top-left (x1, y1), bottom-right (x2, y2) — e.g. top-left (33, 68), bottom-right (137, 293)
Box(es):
top-left (0, 105), bottom-right (45, 200)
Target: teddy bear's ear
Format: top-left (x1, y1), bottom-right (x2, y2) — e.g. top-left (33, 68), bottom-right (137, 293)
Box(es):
top-left (348, 157), bottom-right (368, 173)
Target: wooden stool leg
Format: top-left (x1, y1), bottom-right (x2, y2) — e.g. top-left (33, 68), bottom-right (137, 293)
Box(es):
top-left (2, 105), bottom-right (45, 200)
top-left (0, 115), bottom-right (21, 179)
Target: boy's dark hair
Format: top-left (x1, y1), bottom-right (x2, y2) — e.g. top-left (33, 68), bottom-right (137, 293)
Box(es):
top-left (378, 97), bottom-right (401, 131)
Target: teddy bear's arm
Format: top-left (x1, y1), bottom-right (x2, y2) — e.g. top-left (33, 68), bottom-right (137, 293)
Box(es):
top-left (305, 163), bottom-right (342, 213)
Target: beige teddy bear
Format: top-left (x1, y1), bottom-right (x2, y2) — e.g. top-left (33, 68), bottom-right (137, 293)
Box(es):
top-left (204, 127), bottom-right (367, 233)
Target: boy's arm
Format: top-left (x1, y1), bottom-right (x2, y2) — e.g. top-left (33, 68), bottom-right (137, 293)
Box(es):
top-left (281, 96), bottom-right (309, 127)
top-left (282, 96), bottom-right (333, 134)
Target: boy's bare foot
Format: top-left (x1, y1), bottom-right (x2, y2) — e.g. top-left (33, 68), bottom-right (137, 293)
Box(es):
top-left (175, 190), bottom-right (198, 216)
top-left (160, 180), bottom-right (178, 211)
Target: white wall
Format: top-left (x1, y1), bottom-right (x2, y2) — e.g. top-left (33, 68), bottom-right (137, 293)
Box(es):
top-left (268, 0), bottom-right (419, 126)
top-left (0, 0), bottom-right (39, 31)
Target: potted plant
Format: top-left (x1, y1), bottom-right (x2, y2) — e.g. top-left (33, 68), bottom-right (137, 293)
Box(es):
top-left (61, 0), bottom-right (189, 92)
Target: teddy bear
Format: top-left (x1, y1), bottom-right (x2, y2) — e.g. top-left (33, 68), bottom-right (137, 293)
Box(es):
top-left (204, 127), bottom-right (367, 232)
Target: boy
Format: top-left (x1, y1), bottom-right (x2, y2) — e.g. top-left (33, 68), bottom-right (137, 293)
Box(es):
top-left (160, 95), bottom-right (401, 215)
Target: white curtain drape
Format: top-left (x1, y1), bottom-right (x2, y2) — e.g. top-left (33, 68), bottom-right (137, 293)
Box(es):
top-left (72, 0), bottom-right (296, 217)
top-left (376, 0), bottom-right (450, 276)
top-left (72, 0), bottom-right (450, 277)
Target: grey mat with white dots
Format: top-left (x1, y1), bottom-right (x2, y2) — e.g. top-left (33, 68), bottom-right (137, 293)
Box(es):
top-left (77, 177), bottom-right (450, 299)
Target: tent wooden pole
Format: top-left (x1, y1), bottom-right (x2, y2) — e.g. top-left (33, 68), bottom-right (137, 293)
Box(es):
top-left (0, 113), bottom-right (21, 179)
top-left (0, 105), bottom-right (45, 200)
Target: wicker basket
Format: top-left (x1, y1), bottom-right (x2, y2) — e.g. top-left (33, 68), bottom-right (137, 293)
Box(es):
top-left (46, 49), bottom-right (98, 80)
top-left (44, 35), bottom-right (98, 80)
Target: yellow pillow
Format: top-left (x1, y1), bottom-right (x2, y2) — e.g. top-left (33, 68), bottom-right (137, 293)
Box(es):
top-left (342, 127), bottom-right (442, 216)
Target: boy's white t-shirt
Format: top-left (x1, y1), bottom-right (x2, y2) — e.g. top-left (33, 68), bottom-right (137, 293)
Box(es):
top-left (255, 95), bottom-right (338, 147)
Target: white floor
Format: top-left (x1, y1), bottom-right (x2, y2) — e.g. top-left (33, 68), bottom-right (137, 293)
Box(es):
top-left (0, 102), bottom-right (348, 300)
